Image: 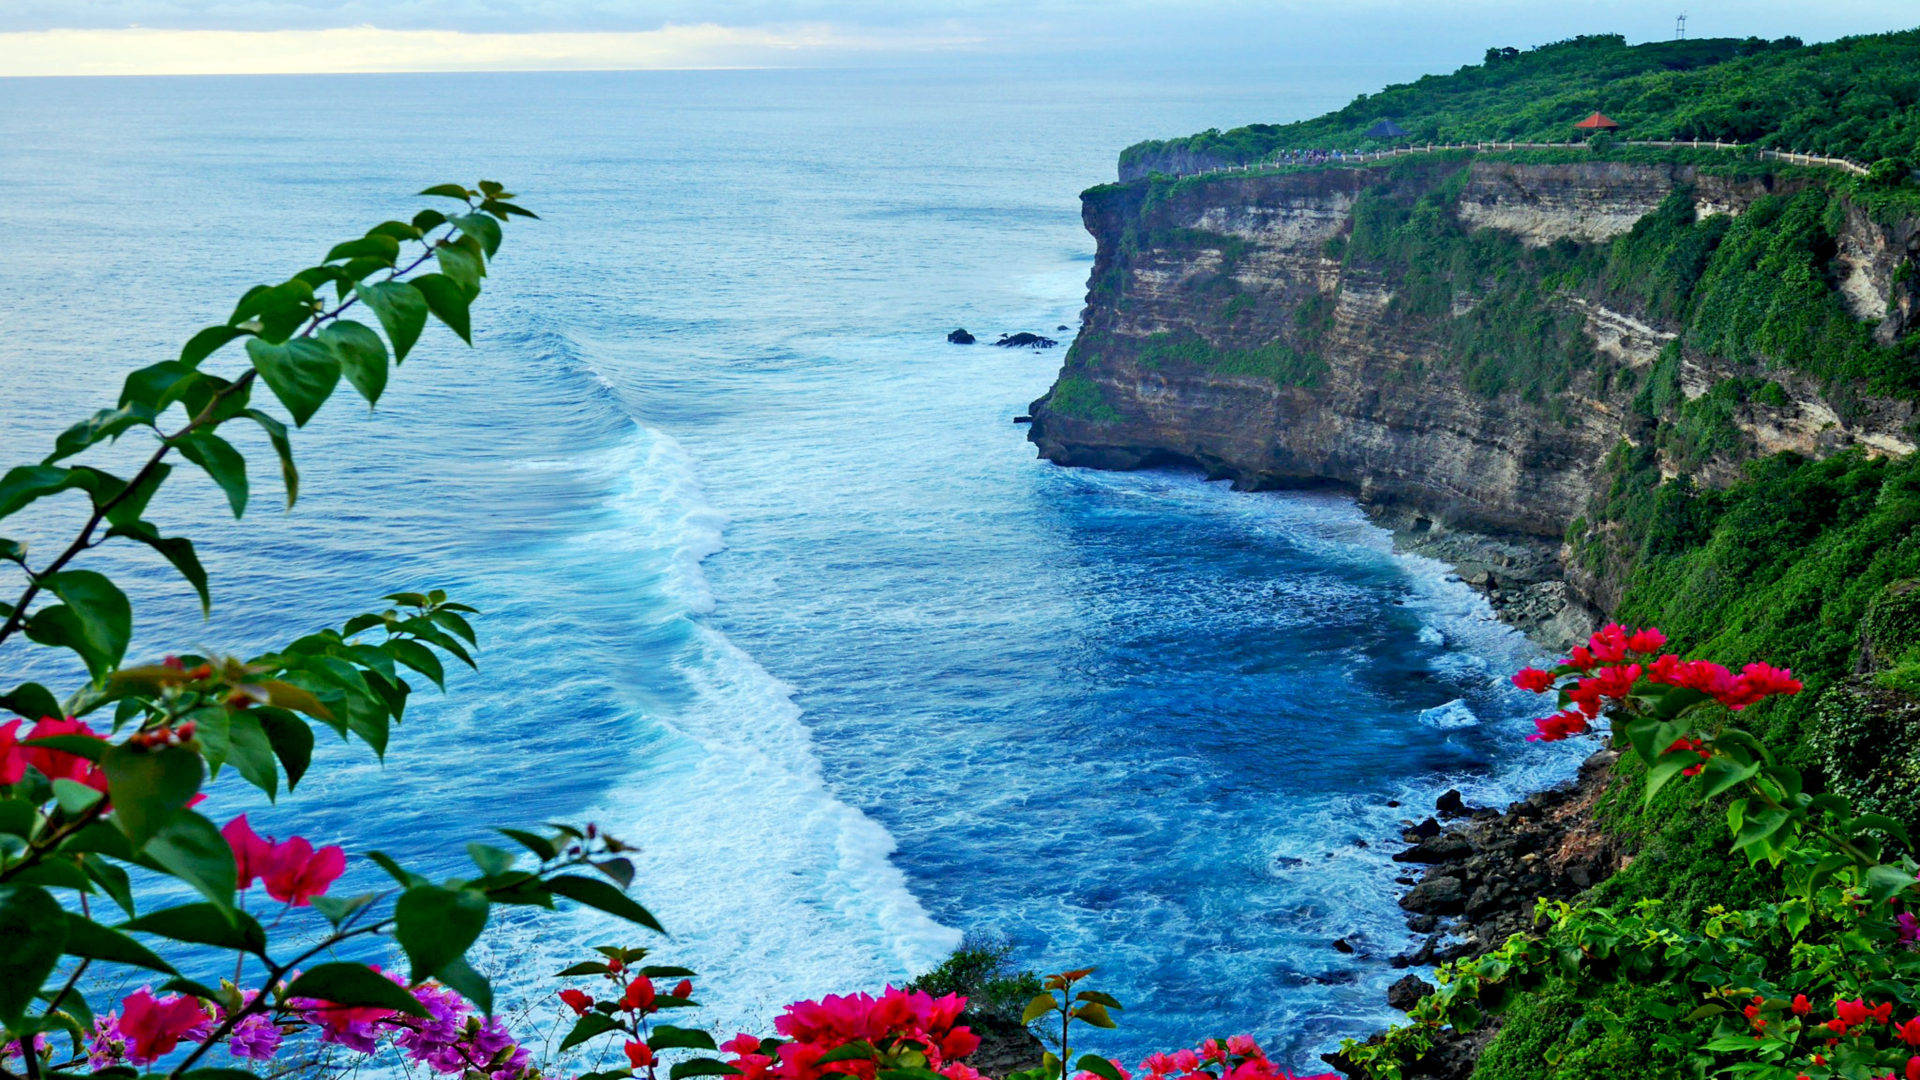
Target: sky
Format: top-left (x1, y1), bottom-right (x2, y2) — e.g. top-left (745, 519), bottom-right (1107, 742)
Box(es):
top-left (0, 0), bottom-right (1914, 77)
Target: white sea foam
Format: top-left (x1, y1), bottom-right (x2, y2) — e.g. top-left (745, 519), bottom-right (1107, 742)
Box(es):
top-left (1417, 699), bottom-right (1479, 729)
top-left (521, 386), bottom-right (959, 1035)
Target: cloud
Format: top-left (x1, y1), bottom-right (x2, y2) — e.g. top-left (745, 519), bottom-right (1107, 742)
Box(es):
top-left (0, 22), bottom-right (981, 76)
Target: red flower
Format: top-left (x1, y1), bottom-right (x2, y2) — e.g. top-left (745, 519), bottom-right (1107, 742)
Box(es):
top-left (722, 1034), bottom-right (764, 1057)
top-left (1589, 664), bottom-right (1642, 700)
top-left (1588, 625), bottom-right (1630, 664)
top-left (119, 988), bottom-right (211, 1064)
top-left (560, 989), bottom-right (593, 1016)
top-left (1793, 995), bottom-right (1811, 1016)
top-left (1567, 646), bottom-right (1596, 670)
top-left (673, 979), bottom-right (694, 1000)
top-left (622, 978), bottom-right (656, 1014)
top-left (625, 1041), bottom-right (654, 1070)
top-left (1838, 999), bottom-right (1871, 1029)
top-left (1907, 1056), bottom-right (1919, 1080)
top-left (1511, 668), bottom-right (1555, 693)
top-left (1625, 628), bottom-right (1668, 653)
top-left (1527, 710), bottom-right (1590, 743)
top-left (261, 836), bottom-right (346, 906)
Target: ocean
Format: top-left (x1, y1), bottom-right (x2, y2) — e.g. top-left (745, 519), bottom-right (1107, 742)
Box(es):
top-left (0, 64), bottom-right (1587, 1068)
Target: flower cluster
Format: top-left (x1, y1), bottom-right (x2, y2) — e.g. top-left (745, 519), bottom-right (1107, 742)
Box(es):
top-left (0, 715), bottom-right (108, 789)
top-left (222, 814), bottom-right (348, 906)
top-left (1134, 1035), bottom-right (1337, 1080)
top-left (1508, 624), bottom-right (1803, 743)
top-left (720, 986), bottom-right (983, 1080)
top-left (87, 977), bottom-right (538, 1079)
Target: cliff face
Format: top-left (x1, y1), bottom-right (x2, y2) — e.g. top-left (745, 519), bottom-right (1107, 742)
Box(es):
top-left (1029, 159), bottom-right (1918, 566)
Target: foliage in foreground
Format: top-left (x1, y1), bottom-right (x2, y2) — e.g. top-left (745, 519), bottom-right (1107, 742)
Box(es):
top-left (1341, 624), bottom-right (1919, 1080)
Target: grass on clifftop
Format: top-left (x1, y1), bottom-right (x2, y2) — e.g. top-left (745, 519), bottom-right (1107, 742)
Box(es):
top-left (1120, 29), bottom-right (1920, 172)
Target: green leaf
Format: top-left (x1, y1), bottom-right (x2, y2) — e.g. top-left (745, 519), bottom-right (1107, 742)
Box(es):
top-left (240, 408), bottom-right (299, 508)
top-left (435, 239), bottom-right (486, 293)
top-left (246, 337), bottom-right (340, 427)
top-left (453, 213), bottom-right (504, 258)
top-left (435, 955), bottom-right (493, 1014)
top-left (141, 811), bottom-right (237, 913)
top-left (499, 827), bottom-right (558, 861)
top-left (1070, 1001), bottom-right (1116, 1028)
top-left (1073, 990), bottom-right (1123, 1009)
top-left (325, 235), bottom-right (401, 265)
top-left (364, 850), bottom-right (427, 889)
top-left (420, 183), bottom-right (473, 200)
top-left (62, 911), bottom-right (177, 974)
top-left (173, 430), bottom-right (249, 518)
top-left (229, 279), bottom-right (316, 343)
top-left (46, 406), bottom-right (154, 464)
top-left (650, 1026), bottom-right (719, 1052)
top-left (468, 843), bottom-right (516, 876)
top-left (103, 744), bottom-right (204, 849)
top-left (52, 777), bottom-right (105, 815)
top-left (283, 963), bottom-right (428, 1016)
top-left (181, 325), bottom-right (249, 368)
top-left (355, 280), bottom-right (430, 363)
top-left (1865, 863), bottom-right (1915, 905)
top-left (412, 273), bottom-right (473, 343)
top-left (1021, 994), bottom-right (1056, 1025)
top-left (388, 638), bottom-right (446, 689)
top-left (1697, 755), bottom-right (1760, 800)
top-left (21, 733), bottom-right (107, 761)
top-left (24, 570), bottom-right (132, 679)
top-left (119, 361), bottom-right (197, 411)
top-left (318, 320), bottom-right (390, 405)
top-left (0, 885), bottom-right (66, 1025)
top-left (395, 884), bottom-right (489, 984)
top-left (0, 682), bottom-right (61, 723)
top-left (1075, 1057), bottom-right (1123, 1080)
top-left (545, 874), bottom-right (665, 933)
top-left (252, 707), bottom-right (314, 790)
top-left (224, 712), bottom-right (280, 797)
top-left (669, 1059), bottom-right (741, 1080)
top-left (104, 521), bottom-right (210, 616)
top-left (0, 464), bottom-right (82, 521)
top-left (560, 1012), bottom-right (620, 1052)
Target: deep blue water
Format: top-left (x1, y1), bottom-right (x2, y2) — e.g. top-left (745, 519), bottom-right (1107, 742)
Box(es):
top-left (0, 66), bottom-right (1584, 1068)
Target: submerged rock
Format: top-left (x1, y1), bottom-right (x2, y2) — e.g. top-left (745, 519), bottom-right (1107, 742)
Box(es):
top-left (947, 328), bottom-right (976, 344)
top-left (994, 332), bottom-right (1058, 349)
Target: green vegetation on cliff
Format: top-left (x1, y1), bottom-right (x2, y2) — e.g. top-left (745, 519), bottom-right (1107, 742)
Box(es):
top-left (1121, 29), bottom-right (1920, 172)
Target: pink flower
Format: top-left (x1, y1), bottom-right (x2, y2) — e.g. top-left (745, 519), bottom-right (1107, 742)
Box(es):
top-left (1226, 1035), bottom-right (1262, 1059)
top-left (223, 816), bottom-right (275, 889)
top-left (723, 1034), bottom-right (765, 1057)
top-left (4, 716), bottom-right (110, 791)
top-left (1897, 912), bottom-right (1920, 944)
top-left (118, 988), bottom-right (211, 1064)
top-left (626, 1041), bottom-right (654, 1070)
top-left (260, 836), bottom-right (346, 906)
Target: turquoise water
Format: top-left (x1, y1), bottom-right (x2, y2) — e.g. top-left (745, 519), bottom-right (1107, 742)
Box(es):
top-left (0, 66), bottom-right (1582, 1067)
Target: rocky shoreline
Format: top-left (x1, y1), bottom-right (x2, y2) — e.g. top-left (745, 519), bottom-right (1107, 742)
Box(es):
top-left (1324, 743), bottom-right (1625, 1080)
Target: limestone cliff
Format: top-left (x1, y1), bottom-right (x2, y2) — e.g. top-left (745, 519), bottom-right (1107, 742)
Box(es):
top-left (1029, 158), bottom-right (1920, 611)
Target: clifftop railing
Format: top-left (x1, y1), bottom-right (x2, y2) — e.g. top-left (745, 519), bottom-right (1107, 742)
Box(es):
top-left (1150, 138), bottom-right (1871, 181)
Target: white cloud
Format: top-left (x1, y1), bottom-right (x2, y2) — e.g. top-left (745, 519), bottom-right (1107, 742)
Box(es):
top-left (0, 22), bottom-right (979, 76)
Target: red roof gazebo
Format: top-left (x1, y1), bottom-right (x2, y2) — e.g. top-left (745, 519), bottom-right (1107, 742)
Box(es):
top-left (1574, 111), bottom-right (1620, 130)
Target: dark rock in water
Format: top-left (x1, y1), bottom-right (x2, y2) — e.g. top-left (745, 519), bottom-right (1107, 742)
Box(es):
top-left (1331, 936), bottom-right (1357, 954)
top-left (961, 1012), bottom-right (1044, 1079)
top-left (1403, 816), bottom-right (1441, 841)
top-left (1386, 799), bottom-right (1401, 808)
top-left (1056, 324), bottom-right (1070, 331)
top-left (994, 332), bottom-right (1058, 349)
top-left (1400, 874), bottom-right (1466, 914)
top-left (1387, 974), bottom-right (1437, 1012)
top-left (1013, 415), bottom-right (1033, 424)
top-left (1436, 789), bottom-right (1471, 818)
top-left (1395, 832), bottom-right (1471, 863)
top-left (948, 328), bottom-right (976, 344)
top-left (1406, 913), bottom-right (1439, 934)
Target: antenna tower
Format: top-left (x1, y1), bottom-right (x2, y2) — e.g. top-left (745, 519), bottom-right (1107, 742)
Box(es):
top-left (1676, 12), bottom-right (1688, 39)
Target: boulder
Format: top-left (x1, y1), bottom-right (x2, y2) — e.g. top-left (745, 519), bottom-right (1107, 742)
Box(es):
top-left (994, 332), bottom-right (1058, 349)
top-left (1387, 974), bottom-right (1437, 1012)
top-left (947, 328), bottom-right (976, 344)
top-left (1394, 832), bottom-right (1472, 863)
top-left (1400, 875), bottom-right (1466, 914)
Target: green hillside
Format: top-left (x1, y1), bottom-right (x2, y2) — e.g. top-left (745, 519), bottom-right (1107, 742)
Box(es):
top-left (1120, 30), bottom-right (1920, 172)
